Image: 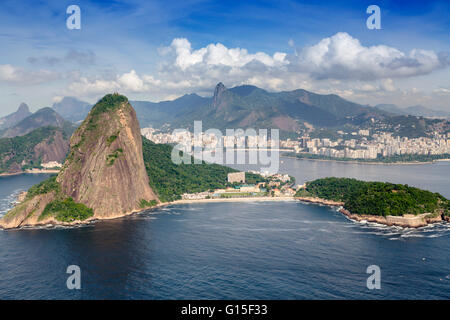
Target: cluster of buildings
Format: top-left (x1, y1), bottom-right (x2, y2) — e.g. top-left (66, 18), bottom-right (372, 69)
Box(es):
top-left (181, 171), bottom-right (296, 200)
top-left (141, 127), bottom-right (278, 149)
top-left (142, 127), bottom-right (450, 161)
top-left (296, 131), bottom-right (450, 160)
top-left (41, 161), bottom-right (62, 169)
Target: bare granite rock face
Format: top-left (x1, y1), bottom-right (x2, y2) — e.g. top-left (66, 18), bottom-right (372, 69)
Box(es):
top-left (0, 93), bottom-right (159, 229)
top-left (0, 192), bottom-right (57, 229)
top-left (34, 130), bottom-right (70, 163)
top-left (57, 94), bottom-right (158, 218)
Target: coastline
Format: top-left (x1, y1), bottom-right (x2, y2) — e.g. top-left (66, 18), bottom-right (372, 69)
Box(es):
top-left (172, 196), bottom-right (295, 204)
top-left (296, 196), bottom-right (448, 228)
top-left (0, 196), bottom-right (296, 230)
top-left (2, 193), bottom-right (448, 230)
top-left (0, 169), bottom-right (60, 177)
top-left (282, 155), bottom-right (450, 165)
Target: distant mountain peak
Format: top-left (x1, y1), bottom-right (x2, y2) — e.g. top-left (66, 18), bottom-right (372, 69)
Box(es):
top-left (229, 84), bottom-right (267, 97)
top-left (1, 107), bottom-right (70, 138)
top-left (214, 82), bottom-right (226, 97)
top-left (17, 103), bottom-right (30, 113)
top-left (52, 96), bottom-right (92, 123)
top-left (213, 82), bottom-right (229, 110)
top-left (0, 102), bottom-right (32, 131)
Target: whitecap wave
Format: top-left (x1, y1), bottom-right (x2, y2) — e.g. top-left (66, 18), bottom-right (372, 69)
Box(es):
top-left (0, 188), bottom-right (25, 218)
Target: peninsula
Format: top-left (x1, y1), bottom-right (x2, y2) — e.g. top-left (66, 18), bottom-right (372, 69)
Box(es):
top-left (296, 177), bottom-right (450, 227)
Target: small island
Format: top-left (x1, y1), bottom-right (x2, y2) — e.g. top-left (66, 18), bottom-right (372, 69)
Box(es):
top-left (296, 177), bottom-right (450, 227)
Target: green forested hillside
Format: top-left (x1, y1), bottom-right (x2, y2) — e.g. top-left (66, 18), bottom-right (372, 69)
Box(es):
top-left (296, 177), bottom-right (449, 217)
top-left (142, 137), bottom-right (238, 202)
top-left (0, 126), bottom-right (70, 173)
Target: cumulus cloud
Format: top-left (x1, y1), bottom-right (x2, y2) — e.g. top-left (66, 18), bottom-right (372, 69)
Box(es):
top-left (68, 77), bottom-right (119, 96)
top-left (64, 33), bottom-right (449, 102)
top-left (296, 32), bottom-right (447, 80)
top-left (118, 70), bottom-right (148, 92)
top-left (170, 38), bottom-right (287, 70)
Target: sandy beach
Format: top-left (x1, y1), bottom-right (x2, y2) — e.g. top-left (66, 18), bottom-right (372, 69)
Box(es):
top-left (172, 196), bottom-right (295, 205)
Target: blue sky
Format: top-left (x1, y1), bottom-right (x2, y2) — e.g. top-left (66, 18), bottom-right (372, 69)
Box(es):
top-left (0, 0), bottom-right (449, 116)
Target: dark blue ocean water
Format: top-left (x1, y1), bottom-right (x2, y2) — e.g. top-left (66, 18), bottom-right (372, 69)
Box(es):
top-left (0, 160), bottom-right (449, 300)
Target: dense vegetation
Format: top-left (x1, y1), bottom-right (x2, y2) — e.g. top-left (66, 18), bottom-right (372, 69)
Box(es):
top-left (296, 177), bottom-right (449, 217)
top-left (25, 175), bottom-right (60, 200)
top-left (23, 175), bottom-right (94, 222)
top-left (0, 126), bottom-right (68, 173)
top-left (142, 137), bottom-right (238, 202)
top-left (90, 93), bottom-right (128, 117)
top-left (244, 172), bottom-right (268, 184)
top-left (40, 197), bottom-right (93, 222)
top-left (68, 93), bottom-right (128, 163)
top-left (139, 199), bottom-right (158, 209)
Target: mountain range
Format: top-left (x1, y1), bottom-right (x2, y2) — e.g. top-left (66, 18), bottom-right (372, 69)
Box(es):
top-left (130, 83), bottom-right (392, 133)
top-left (375, 104), bottom-right (450, 119)
top-left (1, 83), bottom-right (448, 139)
top-left (0, 107), bottom-right (74, 138)
top-left (129, 83), bottom-right (449, 139)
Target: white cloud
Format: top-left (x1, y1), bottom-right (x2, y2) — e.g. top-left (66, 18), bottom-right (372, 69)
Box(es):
top-left (63, 33), bottom-right (449, 106)
top-left (68, 77), bottom-right (120, 96)
top-left (170, 38), bottom-right (287, 70)
top-left (52, 96), bottom-right (63, 103)
top-left (380, 79), bottom-right (396, 92)
top-left (118, 70), bottom-right (148, 92)
top-left (433, 88), bottom-right (450, 96)
top-left (296, 32), bottom-right (447, 80)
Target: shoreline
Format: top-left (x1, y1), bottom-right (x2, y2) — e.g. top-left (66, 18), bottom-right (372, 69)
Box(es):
top-left (0, 196), bottom-right (296, 230)
top-left (282, 155), bottom-right (450, 165)
top-left (0, 169), bottom-right (60, 177)
top-left (2, 193), bottom-right (448, 230)
top-left (295, 196), bottom-right (448, 228)
top-left (172, 196), bottom-right (295, 204)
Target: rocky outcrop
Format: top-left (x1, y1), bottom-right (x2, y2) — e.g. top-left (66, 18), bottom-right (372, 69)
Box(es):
top-left (0, 93), bottom-right (159, 229)
top-left (296, 196), bottom-right (446, 228)
top-left (296, 196), bottom-right (344, 207)
top-left (212, 82), bottom-right (227, 111)
top-left (34, 130), bottom-right (69, 163)
top-left (57, 94), bottom-right (158, 218)
top-left (339, 209), bottom-right (444, 228)
top-left (0, 192), bottom-right (57, 229)
top-left (0, 103), bottom-right (32, 131)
